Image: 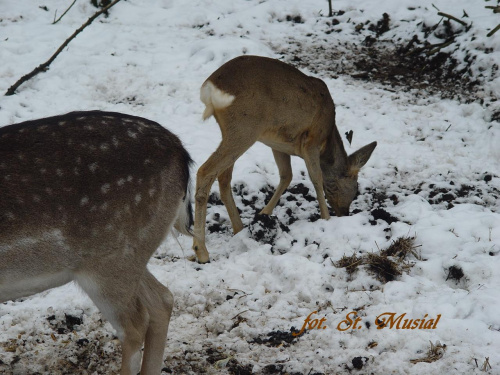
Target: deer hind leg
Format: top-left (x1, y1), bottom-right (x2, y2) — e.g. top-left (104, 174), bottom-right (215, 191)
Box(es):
top-left (302, 148), bottom-right (331, 220)
top-left (218, 164), bottom-right (243, 234)
top-left (260, 150), bottom-right (292, 215)
top-left (193, 136), bottom-right (257, 263)
top-left (139, 270), bottom-right (173, 375)
top-left (75, 269), bottom-right (150, 375)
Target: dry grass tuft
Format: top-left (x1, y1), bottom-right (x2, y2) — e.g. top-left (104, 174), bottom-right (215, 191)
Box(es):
top-left (410, 341), bottom-right (446, 364)
top-left (334, 235), bottom-right (420, 284)
top-left (366, 253), bottom-right (402, 283)
top-left (381, 236), bottom-right (420, 260)
top-left (334, 253), bottom-right (363, 276)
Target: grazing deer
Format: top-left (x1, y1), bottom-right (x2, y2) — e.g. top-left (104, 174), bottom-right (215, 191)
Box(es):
top-left (0, 111), bottom-right (193, 375)
top-left (192, 55), bottom-right (377, 263)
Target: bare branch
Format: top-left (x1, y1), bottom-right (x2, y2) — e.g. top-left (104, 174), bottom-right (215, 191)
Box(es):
top-left (487, 23), bottom-right (500, 37)
top-left (437, 12), bottom-right (468, 26)
top-left (53, 0), bottom-right (78, 25)
top-left (485, 6), bottom-right (500, 14)
top-left (5, 0), bottom-right (122, 96)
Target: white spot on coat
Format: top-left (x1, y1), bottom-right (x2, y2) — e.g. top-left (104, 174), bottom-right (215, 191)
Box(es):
top-left (101, 183), bottom-right (111, 194)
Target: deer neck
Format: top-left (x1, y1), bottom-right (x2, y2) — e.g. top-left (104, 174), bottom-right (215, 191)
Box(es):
top-left (320, 124), bottom-right (348, 181)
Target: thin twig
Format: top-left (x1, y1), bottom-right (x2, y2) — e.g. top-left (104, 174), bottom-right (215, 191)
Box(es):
top-left (53, 0), bottom-right (78, 25)
top-left (327, 0), bottom-right (333, 17)
top-left (5, 0), bottom-right (122, 96)
top-left (485, 6), bottom-right (500, 14)
top-left (406, 39), bottom-right (454, 56)
top-left (481, 357), bottom-right (492, 371)
top-left (427, 39), bottom-right (455, 55)
top-left (487, 23), bottom-right (500, 37)
top-left (231, 310), bottom-right (249, 320)
top-left (437, 12), bottom-right (468, 26)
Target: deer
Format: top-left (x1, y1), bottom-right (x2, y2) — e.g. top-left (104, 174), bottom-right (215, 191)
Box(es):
top-left (192, 55), bottom-right (377, 264)
top-left (0, 111), bottom-right (193, 375)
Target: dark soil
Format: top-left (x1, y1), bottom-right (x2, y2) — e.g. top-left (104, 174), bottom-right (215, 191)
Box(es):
top-left (446, 265), bottom-right (465, 283)
top-left (370, 207), bottom-right (399, 225)
top-left (352, 356), bottom-right (369, 370)
top-left (275, 13), bottom-right (494, 105)
top-left (47, 312), bottom-right (83, 334)
top-left (250, 328), bottom-right (304, 347)
top-left (207, 182), bottom-right (323, 243)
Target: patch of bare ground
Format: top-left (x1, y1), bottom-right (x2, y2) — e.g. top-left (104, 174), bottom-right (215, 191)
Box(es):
top-left (275, 13), bottom-right (497, 108)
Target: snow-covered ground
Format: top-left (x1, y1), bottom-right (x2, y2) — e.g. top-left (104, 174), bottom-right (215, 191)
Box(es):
top-left (1, 0), bottom-right (499, 374)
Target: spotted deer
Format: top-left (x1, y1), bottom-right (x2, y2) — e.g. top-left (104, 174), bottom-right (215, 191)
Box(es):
top-left (0, 111), bottom-right (193, 375)
top-left (192, 55), bottom-right (377, 263)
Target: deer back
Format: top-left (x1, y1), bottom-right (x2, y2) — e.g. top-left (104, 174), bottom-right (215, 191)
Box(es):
top-left (0, 111), bottom-right (191, 268)
top-left (203, 55), bottom-right (337, 155)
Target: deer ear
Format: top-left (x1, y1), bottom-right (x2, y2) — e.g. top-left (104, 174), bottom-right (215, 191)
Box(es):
top-left (347, 141), bottom-right (377, 176)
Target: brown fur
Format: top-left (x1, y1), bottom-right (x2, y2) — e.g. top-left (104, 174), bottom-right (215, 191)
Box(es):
top-left (0, 111), bottom-right (193, 375)
top-left (192, 56), bottom-right (377, 263)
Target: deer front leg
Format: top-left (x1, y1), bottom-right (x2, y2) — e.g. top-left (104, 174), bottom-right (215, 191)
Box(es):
top-left (303, 149), bottom-right (331, 220)
top-left (260, 150), bottom-right (292, 215)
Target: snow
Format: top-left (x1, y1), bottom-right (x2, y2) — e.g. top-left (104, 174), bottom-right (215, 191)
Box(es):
top-left (1, 0), bottom-right (499, 374)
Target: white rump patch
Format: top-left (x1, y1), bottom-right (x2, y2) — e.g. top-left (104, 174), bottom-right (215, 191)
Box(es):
top-left (200, 81), bottom-right (235, 120)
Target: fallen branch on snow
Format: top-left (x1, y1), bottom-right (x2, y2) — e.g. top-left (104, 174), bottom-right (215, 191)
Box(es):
top-left (5, 0), bottom-right (122, 96)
